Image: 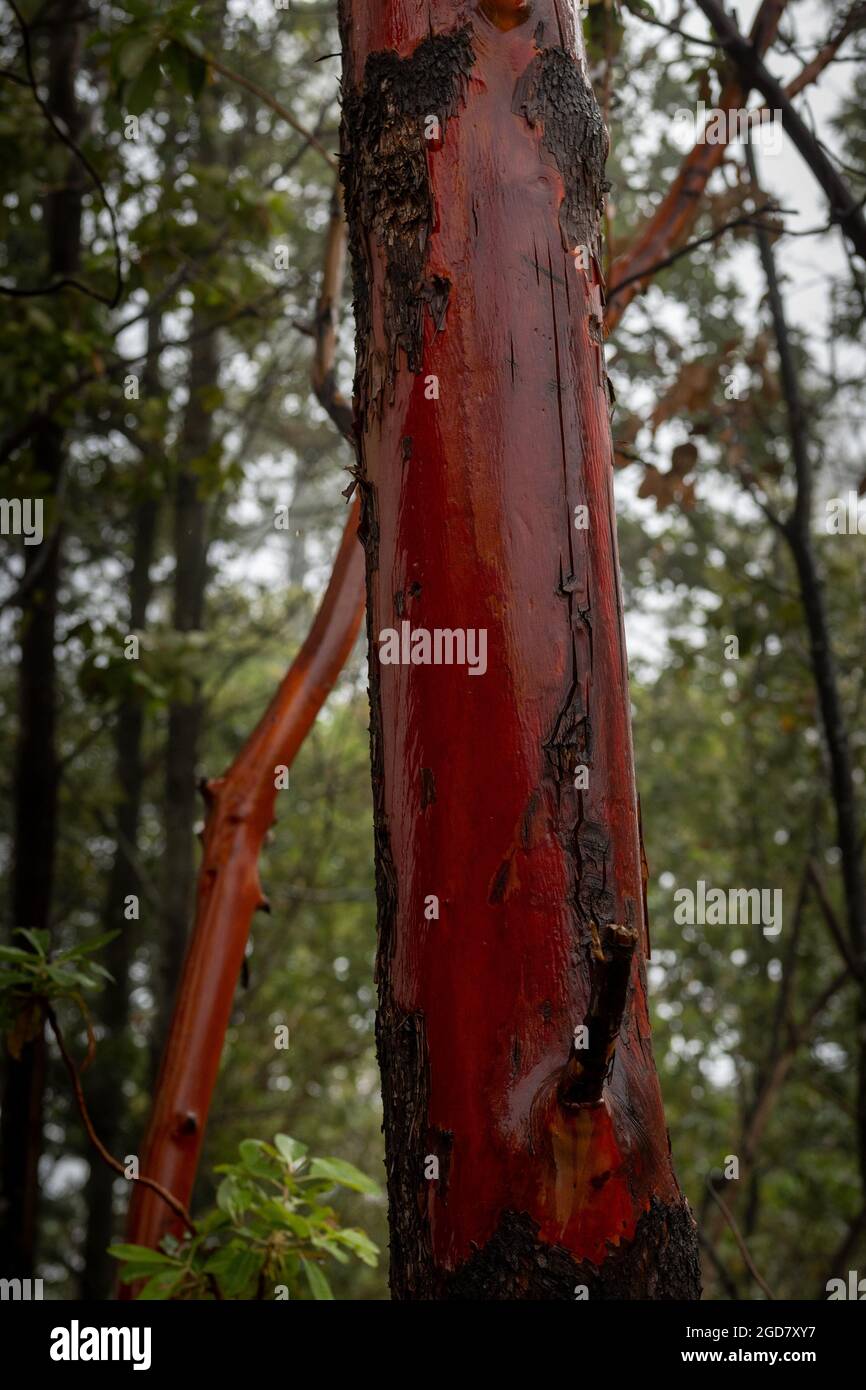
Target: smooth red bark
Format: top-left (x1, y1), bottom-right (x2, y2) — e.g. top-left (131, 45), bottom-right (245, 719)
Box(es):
top-left (122, 499), bottom-right (364, 1265)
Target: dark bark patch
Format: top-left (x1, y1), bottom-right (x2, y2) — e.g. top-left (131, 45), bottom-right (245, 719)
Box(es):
top-left (375, 1008), bottom-right (436, 1299)
top-left (421, 767), bottom-right (437, 808)
top-left (513, 45), bottom-right (608, 251)
top-left (340, 28), bottom-right (475, 393)
top-left (425, 1126), bottom-right (453, 1201)
top-left (558, 921), bottom-right (639, 1107)
top-left (445, 1198), bottom-right (701, 1300)
top-left (489, 856), bottom-right (512, 904)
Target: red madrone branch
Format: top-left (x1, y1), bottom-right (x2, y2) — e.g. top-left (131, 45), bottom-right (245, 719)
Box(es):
top-left (121, 493), bottom-right (363, 1261)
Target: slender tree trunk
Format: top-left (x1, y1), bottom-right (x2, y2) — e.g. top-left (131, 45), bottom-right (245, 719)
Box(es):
top-left (150, 320), bottom-right (216, 1080)
top-left (339, 0), bottom-right (699, 1298)
top-left (0, 12), bottom-right (83, 1279)
top-left (82, 314), bottom-right (160, 1296)
top-left (1, 418), bottom-right (61, 1278)
top-left (747, 142), bottom-right (866, 1195)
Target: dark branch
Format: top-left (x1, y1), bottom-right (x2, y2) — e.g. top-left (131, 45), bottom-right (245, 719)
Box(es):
top-left (694, 0), bottom-right (866, 261)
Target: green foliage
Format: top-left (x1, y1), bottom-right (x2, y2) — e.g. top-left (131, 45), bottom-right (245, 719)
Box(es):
top-left (109, 1135), bottom-right (380, 1300)
top-left (0, 930), bottom-right (115, 1057)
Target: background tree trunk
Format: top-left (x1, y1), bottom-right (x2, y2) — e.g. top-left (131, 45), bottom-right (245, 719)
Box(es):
top-left (339, 0), bottom-right (700, 1298)
top-left (81, 305), bottom-right (161, 1296)
top-left (0, 10), bottom-right (82, 1279)
top-left (150, 318), bottom-right (216, 1080)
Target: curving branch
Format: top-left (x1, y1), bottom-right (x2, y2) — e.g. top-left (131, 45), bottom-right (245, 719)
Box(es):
top-left (783, 1), bottom-right (866, 99)
top-left (122, 494), bottom-right (364, 1261)
top-left (122, 199), bottom-right (364, 1262)
top-left (45, 1005), bottom-right (195, 1236)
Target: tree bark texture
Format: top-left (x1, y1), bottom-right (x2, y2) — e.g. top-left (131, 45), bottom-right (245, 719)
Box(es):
top-left (339, 0), bottom-right (700, 1300)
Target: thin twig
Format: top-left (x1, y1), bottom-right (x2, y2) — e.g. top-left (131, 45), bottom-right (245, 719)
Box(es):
top-left (608, 204), bottom-right (783, 298)
top-left (182, 42), bottom-right (338, 172)
top-left (808, 858), bottom-right (865, 980)
top-left (705, 1173), bottom-right (776, 1299)
top-left (45, 1003), bottom-right (195, 1235)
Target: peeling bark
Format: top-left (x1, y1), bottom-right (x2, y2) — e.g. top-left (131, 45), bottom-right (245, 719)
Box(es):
top-left (341, 0), bottom-right (698, 1299)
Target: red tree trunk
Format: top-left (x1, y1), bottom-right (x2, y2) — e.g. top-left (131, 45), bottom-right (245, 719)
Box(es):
top-left (340, 0), bottom-right (700, 1298)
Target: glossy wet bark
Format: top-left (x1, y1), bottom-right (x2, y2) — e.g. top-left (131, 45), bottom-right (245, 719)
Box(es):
top-left (122, 501), bottom-right (364, 1267)
top-left (340, 0), bottom-right (699, 1298)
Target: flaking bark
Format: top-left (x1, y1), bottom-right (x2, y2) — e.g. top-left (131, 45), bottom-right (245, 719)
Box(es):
top-left (341, 0), bottom-right (699, 1301)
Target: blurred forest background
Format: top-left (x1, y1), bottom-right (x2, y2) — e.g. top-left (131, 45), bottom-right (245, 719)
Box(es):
top-left (0, 0), bottom-right (864, 1299)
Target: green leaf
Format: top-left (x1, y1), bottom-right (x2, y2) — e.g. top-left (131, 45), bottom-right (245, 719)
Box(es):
top-left (621, 0), bottom-right (656, 18)
top-left (126, 53), bottom-right (162, 116)
top-left (118, 36), bottom-right (158, 82)
top-left (54, 931), bottom-right (119, 962)
top-left (280, 1211), bottom-right (311, 1239)
top-left (16, 929), bottom-right (50, 957)
top-left (177, 31), bottom-right (206, 58)
top-left (196, 1208), bottom-right (230, 1236)
top-left (216, 1176), bottom-right (252, 1220)
top-left (220, 1247), bottom-right (264, 1298)
top-left (137, 1268), bottom-right (184, 1300)
top-left (117, 1263), bottom-right (178, 1285)
top-left (308, 1157), bottom-right (381, 1195)
top-left (274, 1134), bottom-right (307, 1166)
top-left (108, 1243), bottom-right (177, 1265)
top-left (0, 946), bottom-right (38, 963)
top-left (336, 1228), bottom-right (380, 1266)
top-left (301, 1258), bottom-right (333, 1301)
top-left (163, 41), bottom-right (191, 95)
top-left (238, 1138), bottom-right (280, 1178)
top-left (312, 1236), bottom-right (349, 1264)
